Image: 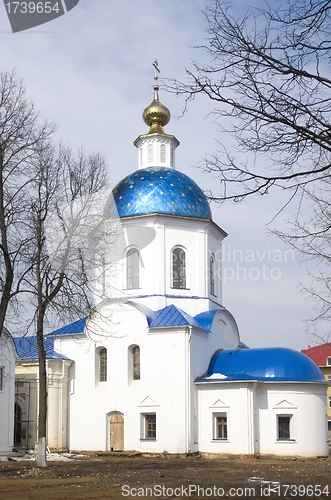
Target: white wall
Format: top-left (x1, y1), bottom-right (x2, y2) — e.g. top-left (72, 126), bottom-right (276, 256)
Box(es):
top-left (197, 381), bottom-right (329, 457)
top-left (0, 331), bottom-right (16, 452)
top-left (97, 215), bottom-right (226, 316)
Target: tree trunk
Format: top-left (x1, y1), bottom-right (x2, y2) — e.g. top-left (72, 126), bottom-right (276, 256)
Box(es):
top-left (36, 309), bottom-right (47, 467)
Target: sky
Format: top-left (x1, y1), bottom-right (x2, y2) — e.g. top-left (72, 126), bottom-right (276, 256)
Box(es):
top-left (0, 0), bottom-right (325, 350)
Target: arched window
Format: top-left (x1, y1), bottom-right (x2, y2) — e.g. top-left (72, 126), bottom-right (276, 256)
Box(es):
top-left (172, 248), bottom-right (186, 289)
top-left (140, 148), bottom-right (143, 166)
top-left (127, 248), bottom-right (139, 289)
top-left (160, 144), bottom-right (166, 163)
top-left (171, 148), bottom-right (174, 167)
top-left (210, 254), bottom-right (215, 295)
top-left (132, 346), bottom-right (140, 380)
top-left (148, 144), bottom-right (153, 163)
top-left (99, 348), bottom-right (107, 382)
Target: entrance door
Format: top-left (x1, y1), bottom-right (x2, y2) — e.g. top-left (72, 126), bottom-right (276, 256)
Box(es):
top-left (109, 413), bottom-right (124, 451)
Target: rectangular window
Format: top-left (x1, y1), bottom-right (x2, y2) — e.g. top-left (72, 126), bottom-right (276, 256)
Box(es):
top-left (327, 357), bottom-right (331, 366)
top-left (329, 397), bottom-right (331, 409)
top-left (0, 367), bottom-right (3, 391)
top-left (278, 415), bottom-right (291, 440)
top-left (328, 375), bottom-right (331, 381)
top-left (142, 414), bottom-right (156, 440)
top-left (213, 412), bottom-right (228, 440)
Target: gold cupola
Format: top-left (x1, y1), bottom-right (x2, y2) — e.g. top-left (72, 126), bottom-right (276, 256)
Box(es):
top-left (134, 60), bottom-right (179, 170)
top-left (142, 60), bottom-right (171, 135)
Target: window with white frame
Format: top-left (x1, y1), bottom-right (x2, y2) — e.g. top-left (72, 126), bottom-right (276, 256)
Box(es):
top-left (327, 357), bottom-right (331, 366)
top-left (126, 248), bottom-right (139, 289)
top-left (213, 412), bottom-right (228, 440)
top-left (210, 254), bottom-right (215, 295)
top-left (141, 413), bottom-right (156, 440)
top-left (327, 375), bottom-right (331, 381)
top-left (277, 415), bottom-right (293, 440)
top-left (329, 396), bottom-right (331, 409)
top-left (148, 144), bottom-right (153, 163)
top-left (132, 346), bottom-right (140, 380)
top-left (160, 144), bottom-right (166, 163)
top-left (99, 348), bottom-right (107, 382)
top-left (172, 247), bottom-right (186, 289)
top-left (0, 367), bottom-right (3, 391)
top-left (140, 148), bottom-right (143, 167)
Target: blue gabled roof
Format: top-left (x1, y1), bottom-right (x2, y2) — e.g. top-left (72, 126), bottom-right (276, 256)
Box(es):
top-left (47, 317), bottom-right (87, 336)
top-left (14, 336), bottom-right (71, 361)
top-left (197, 347), bottom-right (326, 383)
top-left (149, 304), bottom-right (207, 329)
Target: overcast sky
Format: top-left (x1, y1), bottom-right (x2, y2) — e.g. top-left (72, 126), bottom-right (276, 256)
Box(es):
top-left (0, 0), bottom-right (324, 350)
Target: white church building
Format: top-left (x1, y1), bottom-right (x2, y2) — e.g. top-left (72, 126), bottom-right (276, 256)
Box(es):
top-left (13, 67), bottom-right (329, 457)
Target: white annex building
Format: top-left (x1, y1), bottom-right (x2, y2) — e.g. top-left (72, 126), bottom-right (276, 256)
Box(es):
top-left (13, 67), bottom-right (329, 457)
top-left (0, 329), bottom-right (16, 453)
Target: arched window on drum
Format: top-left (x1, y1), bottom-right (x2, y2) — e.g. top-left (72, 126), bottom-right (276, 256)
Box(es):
top-left (172, 247), bottom-right (186, 289)
top-left (127, 248), bottom-right (139, 289)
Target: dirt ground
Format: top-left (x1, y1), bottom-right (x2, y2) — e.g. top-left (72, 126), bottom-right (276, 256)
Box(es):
top-left (0, 452), bottom-right (330, 500)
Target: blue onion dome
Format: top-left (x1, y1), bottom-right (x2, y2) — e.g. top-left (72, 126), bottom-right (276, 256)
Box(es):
top-left (104, 167), bottom-right (212, 221)
top-left (203, 347), bottom-right (325, 382)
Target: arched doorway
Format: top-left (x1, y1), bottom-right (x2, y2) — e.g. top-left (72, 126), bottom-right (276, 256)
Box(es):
top-left (109, 413), bottom-right (124, 451)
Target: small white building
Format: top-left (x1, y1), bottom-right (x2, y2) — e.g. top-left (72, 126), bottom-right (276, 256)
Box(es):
top-left (0, 329), bottom-right (16, 452)
top-left (14, 70), bottom-right (329, 457)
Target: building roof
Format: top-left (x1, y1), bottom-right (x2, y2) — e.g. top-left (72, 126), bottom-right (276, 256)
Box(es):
top-left (14, 336), bottom-right (71, 361)
top-left (197, 347), bottom-right (326, 383)
top-left (149, 304), bottom-right (205, 329)
top-left (104, 167), bottom-right (212, 221)
top-left (301, 343), bottom-right (331, 367)
top-left (46, 317), bottom-right (87, 336)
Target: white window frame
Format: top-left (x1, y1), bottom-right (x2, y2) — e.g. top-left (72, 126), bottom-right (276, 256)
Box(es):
top-left (329, 396), bottom-right (331, 409)
top-left (140, 413), bottom-right (156, 441)
top-left (276, 414), bottom-right (295, 442)
top-left (212, 412), bottom-right (228, 441)
top-left (327, 357), bottom-right (331, 366)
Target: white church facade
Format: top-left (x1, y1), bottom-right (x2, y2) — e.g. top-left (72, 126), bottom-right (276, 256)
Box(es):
top-left (13, 66), bottom-right (329, 457)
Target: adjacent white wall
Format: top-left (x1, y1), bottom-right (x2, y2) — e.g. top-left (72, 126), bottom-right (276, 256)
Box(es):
top-left (0, 331), bottom-right (16, 452)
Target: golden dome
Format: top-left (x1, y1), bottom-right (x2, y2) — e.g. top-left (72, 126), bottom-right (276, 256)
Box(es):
top-left (142, 60), bottom-right (171, 135)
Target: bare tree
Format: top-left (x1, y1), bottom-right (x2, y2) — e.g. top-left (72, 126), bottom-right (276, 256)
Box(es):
top-left (274, 176), bottom-right (331, 342)
top-left (21, 143), bottom-right (108, 467)
top-left (0, 70), bottom-right (54, 337)
top-left (169, 0), bottom-right (331, 202)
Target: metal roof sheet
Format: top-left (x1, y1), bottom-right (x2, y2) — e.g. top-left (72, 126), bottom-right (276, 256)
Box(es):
top-left (14, 336), bottom-right (71, 361)
top-left (47, 317), bottom-right (87, 336)
top-left (149, 304), bottom-right (207, 329)
top-left (104, 167), bottom-right (212, 221)
top-left (197, 347), bottom-right (326, 383)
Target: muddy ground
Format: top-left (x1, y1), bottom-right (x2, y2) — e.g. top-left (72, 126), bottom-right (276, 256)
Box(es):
top-left (0, 452), bottom-right (330, 499)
